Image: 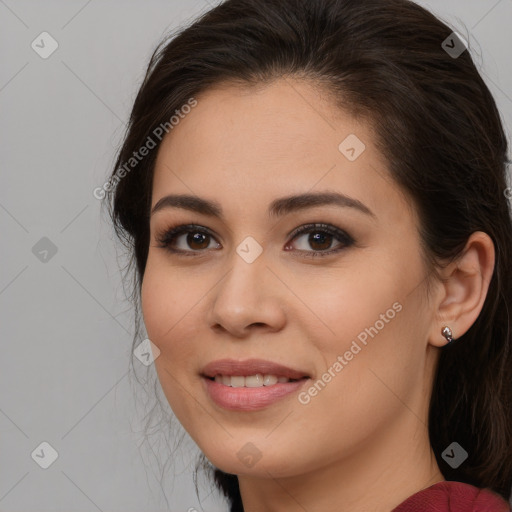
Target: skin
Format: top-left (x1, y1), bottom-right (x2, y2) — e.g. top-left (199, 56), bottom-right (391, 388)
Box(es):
top-left (141, 77), bottom-right (495, 512)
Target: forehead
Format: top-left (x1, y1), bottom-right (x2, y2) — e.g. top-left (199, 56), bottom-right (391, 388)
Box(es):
top-left (151, 78), bottom-right (413, 225)
top-left (155, 79), bottom-right (358, 177)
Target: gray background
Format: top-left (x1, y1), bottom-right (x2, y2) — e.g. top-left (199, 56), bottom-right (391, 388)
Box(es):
top-left (1, 1), bottom-right (511, 511)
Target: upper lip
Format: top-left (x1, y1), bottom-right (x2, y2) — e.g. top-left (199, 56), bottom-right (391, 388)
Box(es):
top-left (201, 358), bottom-right (310, 380)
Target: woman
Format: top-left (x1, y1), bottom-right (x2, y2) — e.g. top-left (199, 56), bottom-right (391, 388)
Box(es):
top-left (102, 0), bottom-right (512, 510)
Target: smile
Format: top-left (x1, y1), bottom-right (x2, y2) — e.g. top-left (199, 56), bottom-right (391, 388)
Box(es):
top-left (210, 374), bottom-right (300, 387)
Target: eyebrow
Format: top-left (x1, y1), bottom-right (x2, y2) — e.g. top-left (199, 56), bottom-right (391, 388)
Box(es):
top-left (150, 191), bottom-right (376, 219)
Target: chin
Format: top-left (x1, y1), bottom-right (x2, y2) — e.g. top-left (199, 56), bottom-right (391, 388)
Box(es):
top-left (198, 437), bottom-right (311, 479)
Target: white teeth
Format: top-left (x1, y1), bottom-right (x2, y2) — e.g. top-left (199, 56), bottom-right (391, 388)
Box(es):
top-left (213, 374), bottom-right (293, 387)
top-left (230, 376), bottom-right (245, 388)
top-left (245, 374), bottom-right (264, 387)
top-left (263, 374), bottom-right (278, 386)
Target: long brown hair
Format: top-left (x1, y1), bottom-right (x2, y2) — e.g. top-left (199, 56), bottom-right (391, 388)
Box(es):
top-left (103, 0), bottom-right (512, 509)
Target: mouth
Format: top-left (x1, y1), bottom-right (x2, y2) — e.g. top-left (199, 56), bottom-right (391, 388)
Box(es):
top-left (205, 374), bottom-right (306, 387)
top-left (200, 358), bottom-right (311, 411)
top-left (201, 358), bottom-right (310, 382)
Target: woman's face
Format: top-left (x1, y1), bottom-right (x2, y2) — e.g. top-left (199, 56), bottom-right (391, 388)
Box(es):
top-left (141, 78), bottom-right (441, 478)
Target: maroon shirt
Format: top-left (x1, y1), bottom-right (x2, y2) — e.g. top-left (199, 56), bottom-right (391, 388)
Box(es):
top-left (392, 481), bottom-right (511, 512)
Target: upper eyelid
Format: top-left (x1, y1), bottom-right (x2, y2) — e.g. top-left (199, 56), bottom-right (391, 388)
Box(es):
top-left (156, 222), bottom-right (346, 238)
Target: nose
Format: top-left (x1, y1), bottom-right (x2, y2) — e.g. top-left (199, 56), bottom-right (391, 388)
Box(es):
top-left (206, 248), bottom-right (287, 338)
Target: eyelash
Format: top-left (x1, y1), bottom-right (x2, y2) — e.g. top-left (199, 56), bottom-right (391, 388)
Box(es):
top-left (154, 222), bottom-right (355, 259)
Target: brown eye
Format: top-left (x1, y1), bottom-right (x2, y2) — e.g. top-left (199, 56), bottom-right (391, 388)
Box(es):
top-left (306, 232), bottom-right (334, 251)
top-left (156, 222), bottom-right (354, 259)
top-left (156, 224), bottom-right (221, 254)
top-left (287, 223), bottom-right (354, 257)
top-left (186, 232), bottom-right (211, 250)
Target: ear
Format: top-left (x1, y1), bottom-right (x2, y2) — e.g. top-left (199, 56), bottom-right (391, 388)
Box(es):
top-left (428, 231), bottom-right (495, 348)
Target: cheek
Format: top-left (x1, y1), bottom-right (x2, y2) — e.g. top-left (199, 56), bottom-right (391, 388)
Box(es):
top-left (298, 253), bottom-right (423, 398)
top-left (140, 257), bottom-right (207, 370)
top-left (300, 263), bottom-right (400, 348)
top-left (140, 261), bottom-right (203, 421)
top-left (141, 265), bottom-right (172, 344)
top-left (141, 273), bottom-right (174, 381)
top-left (141, 259), bottom-right (187, 352)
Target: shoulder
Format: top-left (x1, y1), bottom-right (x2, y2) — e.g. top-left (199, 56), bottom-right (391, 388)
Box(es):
top-left (392, 480), bottom-right (511, 512)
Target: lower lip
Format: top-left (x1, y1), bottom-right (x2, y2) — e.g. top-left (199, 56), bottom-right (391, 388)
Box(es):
top-left (202, 377), bottom-right (309, 411)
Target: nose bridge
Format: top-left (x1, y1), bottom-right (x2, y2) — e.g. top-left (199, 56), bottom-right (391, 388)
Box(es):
top-left (207, 240), bottom-right (285, 335)
top-left (217, 241), bottom-right (268, 311)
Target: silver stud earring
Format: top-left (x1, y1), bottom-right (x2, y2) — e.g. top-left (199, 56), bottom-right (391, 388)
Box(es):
top-left (441, 326), bottom-right (454, 345)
